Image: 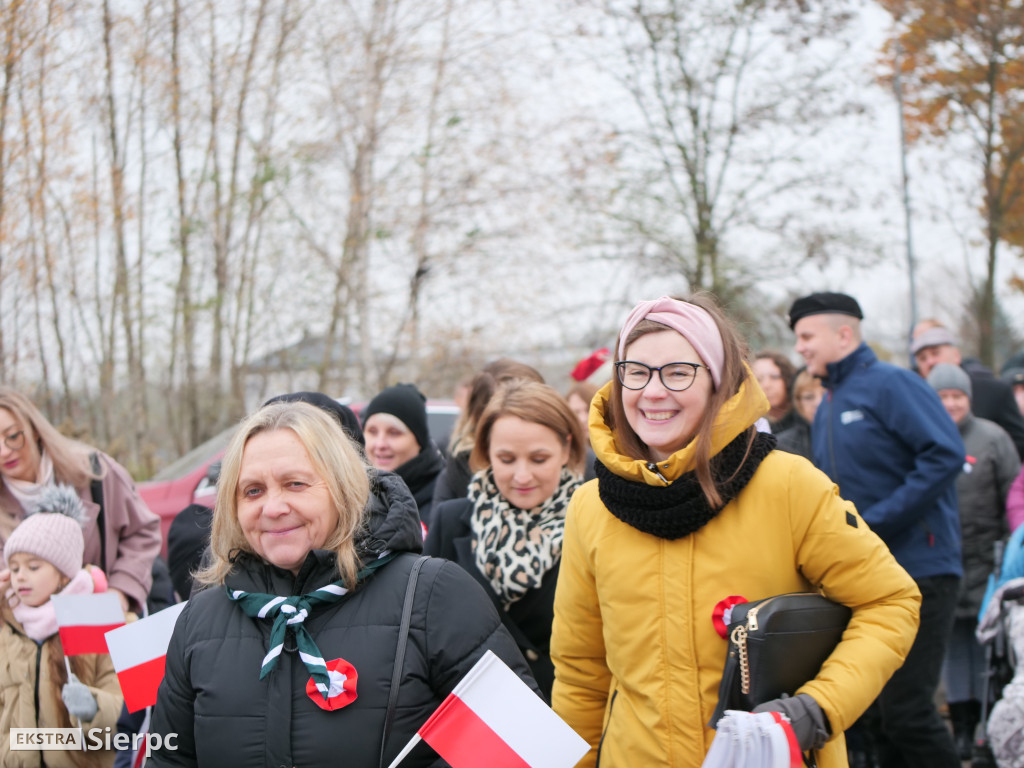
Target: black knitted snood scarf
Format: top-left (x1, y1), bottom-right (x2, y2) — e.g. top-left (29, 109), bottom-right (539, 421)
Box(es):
top-left (595, 431), bottom-right (777, 540)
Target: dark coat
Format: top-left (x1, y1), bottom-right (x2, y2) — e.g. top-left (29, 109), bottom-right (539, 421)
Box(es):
top-left (428, 450), bottom-right (473, 523)
top-left (963, 358), bottom-right (1024, 460)
top-left (147, 472), bottom-right (538, 768)
top-left (776, 417), bottom-right (812, 461)
top-left (395, 444), bottom-right (446, 525)
top-left (424, 498), bottom-right (558, 698)
top-left (954, 413), bottom-right (1021, 618)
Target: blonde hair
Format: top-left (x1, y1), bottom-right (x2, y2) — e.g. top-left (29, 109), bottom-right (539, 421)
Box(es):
top-left (0, 388), bottom-right (97, 493)
top-left (196, 401), bottom-right (371, 587)
top-left (470, 380), bottom-right (586, 476)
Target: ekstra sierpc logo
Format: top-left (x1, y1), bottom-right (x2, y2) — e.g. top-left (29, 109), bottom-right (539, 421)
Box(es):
top-left (10, 728), bottom-right (178, 757)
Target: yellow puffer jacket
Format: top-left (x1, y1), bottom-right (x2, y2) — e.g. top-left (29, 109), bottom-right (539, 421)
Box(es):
top-left (0, 605), bottom-right (123, 768)
top-left (551, 379), bottom-right (921, 768)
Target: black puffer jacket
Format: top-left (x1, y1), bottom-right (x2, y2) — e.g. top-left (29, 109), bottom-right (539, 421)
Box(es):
top-left (148, 471), bottom-right (538, 768)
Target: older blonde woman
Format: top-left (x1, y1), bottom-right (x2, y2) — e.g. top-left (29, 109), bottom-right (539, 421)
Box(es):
top-left (148, 400), bottom-right (536, 768)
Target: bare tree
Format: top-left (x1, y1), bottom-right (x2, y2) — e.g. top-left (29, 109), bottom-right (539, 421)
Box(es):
top-left (558, 0), bottom-right (865, 305)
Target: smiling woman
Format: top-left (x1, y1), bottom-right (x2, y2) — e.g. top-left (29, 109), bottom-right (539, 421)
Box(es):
top-left (0, 387), bottom-right (160, 613)
top-left (550, 294), bottom-right (923, 768)
top-left (424, 381), bottom-right (585, 697)
top-left (147, 400), bottom-right (539, 768)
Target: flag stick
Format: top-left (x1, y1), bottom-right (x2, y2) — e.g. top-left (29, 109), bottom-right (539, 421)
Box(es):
top-left (385, 733), bottom-right (422, 768)
top-left (64, 656), bottom-right (85, 745)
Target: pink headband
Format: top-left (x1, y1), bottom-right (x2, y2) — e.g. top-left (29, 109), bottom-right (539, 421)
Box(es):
top-left (617, 296), bottom-right (725, 388)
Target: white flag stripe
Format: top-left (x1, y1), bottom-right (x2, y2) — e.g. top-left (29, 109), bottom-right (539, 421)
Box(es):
top-left (456, 651), bottom-right (589, 768)
top-left (104, 602), bottom-right (187, 673)
top-left (52, 593), bottom-right (124, 628)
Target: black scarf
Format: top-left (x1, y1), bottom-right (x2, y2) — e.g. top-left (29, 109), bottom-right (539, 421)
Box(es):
top-left (596, 431), bottom-right (776, 540)
top-left (396, 445), bottom-right (445, 506)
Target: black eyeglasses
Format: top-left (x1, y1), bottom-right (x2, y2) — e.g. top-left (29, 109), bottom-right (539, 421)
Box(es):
top-left (2, 430), bottom-right (25, 451)
top-left (615, 361), bottom-right (706, 392)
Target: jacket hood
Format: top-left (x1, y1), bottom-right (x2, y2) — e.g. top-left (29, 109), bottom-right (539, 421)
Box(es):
top-left (589, 363), bottom-right (770, 485)
top-left (356, 469), bottom-right (425, 560)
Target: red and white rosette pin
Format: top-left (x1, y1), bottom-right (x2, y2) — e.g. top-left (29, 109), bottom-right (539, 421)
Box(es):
top-left (712, 595), bottom-right (748, 639)
top-left (307, 657), bottom-right (359, 711)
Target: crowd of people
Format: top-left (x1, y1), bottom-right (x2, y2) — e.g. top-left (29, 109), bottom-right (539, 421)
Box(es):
top-left (1, 291), bottom-right (1024, 767)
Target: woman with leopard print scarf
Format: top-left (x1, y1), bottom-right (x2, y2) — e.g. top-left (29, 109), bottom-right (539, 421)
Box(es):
top-left (425, 380), bottom-right (585, 697)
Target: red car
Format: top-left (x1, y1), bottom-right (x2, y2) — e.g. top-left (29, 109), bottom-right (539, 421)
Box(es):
top-left (138, 400), bottom-right (460, 555)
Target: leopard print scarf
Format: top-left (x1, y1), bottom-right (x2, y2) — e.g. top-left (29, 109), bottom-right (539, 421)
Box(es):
top-left (468, 467), bottom-right (582, 608)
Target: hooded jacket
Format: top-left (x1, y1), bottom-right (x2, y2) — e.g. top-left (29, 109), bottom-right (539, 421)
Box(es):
top-left (813, 342), bottom-right (964, 580)
top-left (551, 377), bottom-right (920, 768)
top-left (0, 603), bottom-right (124, 767)
top-left (147, 471), bottom-right (537, 768)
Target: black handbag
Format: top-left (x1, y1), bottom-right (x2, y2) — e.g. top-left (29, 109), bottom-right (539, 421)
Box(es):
top-left (709, 592), bottom-right (851, 727)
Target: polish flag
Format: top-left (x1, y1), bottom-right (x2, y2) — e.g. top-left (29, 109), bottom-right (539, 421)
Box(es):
top-left (104, 601), bottom-right (187, 712)
top-left (51, 592), bottom-right (125, 655)
top-left (387, 650), bottom-right (589, 768)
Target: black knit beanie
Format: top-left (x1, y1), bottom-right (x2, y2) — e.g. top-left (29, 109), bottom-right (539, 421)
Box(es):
top-left (361, 383), bottom-right (430, 452)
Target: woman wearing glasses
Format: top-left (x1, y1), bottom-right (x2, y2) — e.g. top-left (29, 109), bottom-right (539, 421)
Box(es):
top-left (550, 295), bottom-right (921, 768)
top-left (0, 388), bottom-right (160, 613)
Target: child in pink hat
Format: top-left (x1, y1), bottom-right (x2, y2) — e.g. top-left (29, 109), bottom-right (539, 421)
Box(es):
top-left (0, 484), bottom-right (124, 766)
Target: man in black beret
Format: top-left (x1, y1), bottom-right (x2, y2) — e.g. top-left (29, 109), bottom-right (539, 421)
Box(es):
top-left (789, 292), bottom-right (964, 768)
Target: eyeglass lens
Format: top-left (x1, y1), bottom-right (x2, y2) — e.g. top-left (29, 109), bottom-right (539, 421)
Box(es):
top-left (618, 362), bottom-right (699, 391)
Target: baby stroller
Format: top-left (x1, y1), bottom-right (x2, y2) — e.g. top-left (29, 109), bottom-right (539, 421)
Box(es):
top-left (975, 529), bottom-right (1024, 767)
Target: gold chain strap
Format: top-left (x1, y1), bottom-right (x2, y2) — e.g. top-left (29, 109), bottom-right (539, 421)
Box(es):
top-left (731, 625), bottom-right (750, 695)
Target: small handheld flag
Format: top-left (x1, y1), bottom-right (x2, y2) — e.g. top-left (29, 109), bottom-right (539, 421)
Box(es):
top-left (52, 592), bottom-right (125, 655)
top-left (387, 650), bottom-right (589, 768)
top-left (104, 601), bottom-right (187, 712)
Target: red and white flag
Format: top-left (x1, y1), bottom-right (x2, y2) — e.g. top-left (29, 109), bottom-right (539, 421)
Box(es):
top-left (104, 601), bottom-right (187, 712)
top-left (387, 650), bottom-right (589, 768)
top-left (51, 592), bottom-right (125, 656)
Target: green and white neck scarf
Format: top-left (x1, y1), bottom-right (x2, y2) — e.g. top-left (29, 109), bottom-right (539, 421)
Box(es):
top-left (227, 553), bottom-right (394, 698)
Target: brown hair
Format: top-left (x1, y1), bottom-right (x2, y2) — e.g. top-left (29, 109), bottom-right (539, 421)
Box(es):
top-left (450, 359), bottom-right (544, 455)
top-left (791, 368), bottom-right (822, 401)
top-left (566, 379), bottom-right (600, 409)
top-left (753, 350), bottom-right (797, 400)
top-left (470, 380), bottom-right (586, 476)
top-left (196, 401), bottom-right (371, 588)
top-left (606, 293), bottom-right (753, 509)
top-left (0, 388), bottom-right (97, 493)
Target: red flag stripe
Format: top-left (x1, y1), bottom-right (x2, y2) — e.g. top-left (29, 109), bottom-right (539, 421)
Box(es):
top-left (116, 655), bottom-right (167, 713)
top-left (59, 624), bottom-right (122, 656)
top-left (419, 693), bottom-right (532, 768)
top-left (767, 711), bottom-right (804, 768)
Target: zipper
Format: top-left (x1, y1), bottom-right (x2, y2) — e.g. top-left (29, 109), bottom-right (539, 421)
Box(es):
top-left (596, 688), bottom-right (618, 767)
top-left (826, 390), bottom-right (838, 480)
top-left (34, 641), bottom-right (42, 726)
top-left (645, 462), bottom-right (668, 484)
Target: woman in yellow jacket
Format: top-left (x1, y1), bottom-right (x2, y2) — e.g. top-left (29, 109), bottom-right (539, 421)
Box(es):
top-left (550, 295), bottom-right (921, 768)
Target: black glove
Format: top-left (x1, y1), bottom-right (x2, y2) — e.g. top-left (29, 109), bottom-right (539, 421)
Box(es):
top-left (753, 693), bottom-right (830, 751)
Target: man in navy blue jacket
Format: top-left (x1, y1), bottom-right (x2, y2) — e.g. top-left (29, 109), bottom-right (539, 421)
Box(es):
top-left (790, 292), bottom-right (964, 768)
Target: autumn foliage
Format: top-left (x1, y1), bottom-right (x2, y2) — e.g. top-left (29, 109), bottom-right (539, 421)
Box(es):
top-left (877, 0), bottom-right (1024, 364)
